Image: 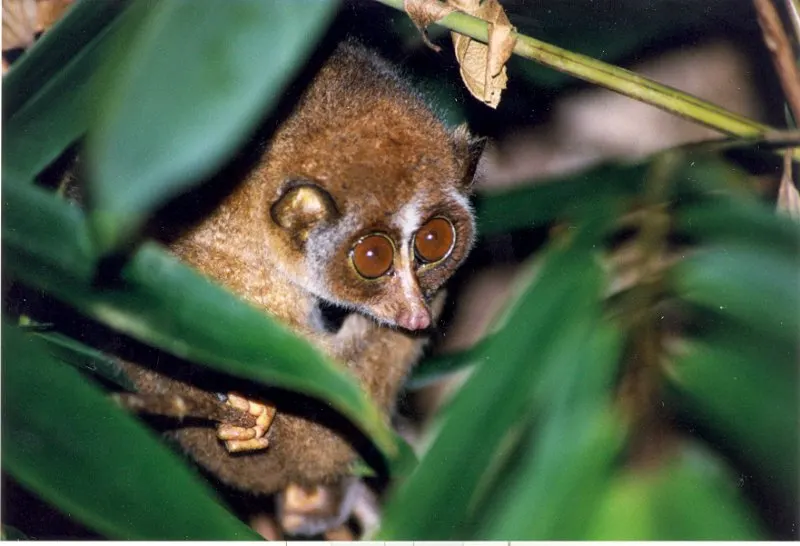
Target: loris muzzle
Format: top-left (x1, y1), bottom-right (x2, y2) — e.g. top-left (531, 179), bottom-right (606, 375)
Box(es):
top-left (117, 39), bottom-right (485, 515)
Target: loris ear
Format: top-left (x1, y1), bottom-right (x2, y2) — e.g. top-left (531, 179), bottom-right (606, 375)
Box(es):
top-left (453, 123), bottom-right (487, 191)
top-left (270, 182), bottom-right (339, 242)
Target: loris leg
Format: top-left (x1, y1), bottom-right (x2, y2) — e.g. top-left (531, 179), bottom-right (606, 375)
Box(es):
top-left (217, 392), bottom-right (277, 453)
top-left (277, 478), bottom-right (359, 537)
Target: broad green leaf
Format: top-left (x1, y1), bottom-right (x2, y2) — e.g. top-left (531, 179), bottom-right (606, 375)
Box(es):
top-left (378, 216), bottom-right (614, 540)
top-left (1, 525), bottom-right (28, 540)
top-left (2, 323), bottom-right (259, 540)
top-left (473, 155), bottom-right (736, 238)
top-left (674, 198), bottom-right (800, 259)
top-left (3, 179), bottom-right (397, 463)
top-left (665, 339), bottom-right (799, 498)
top-left (669, 245), bottom-right (799, 345)
top-left (389, 432), bottom-right (420, 482)
top-left (87, 0), bottom-right (338, 252)
top-left (2, 0), bottom-right (125, 119)
top-left (356, 433), bottom-right (418, 481)
top-left (2, 2), bottom-right (139, 184)
top-left (32, 331), bottom-right (136, 391)
top-left (476, 324), bottom-right (626, 540)
top-left (586, 445), bottom-right (764, 540)
top-left (474, 162), bottom-right (646, 236)
top-left (405, 340), bottom-right (488, 390)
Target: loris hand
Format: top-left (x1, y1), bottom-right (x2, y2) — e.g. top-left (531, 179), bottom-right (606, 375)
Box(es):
top-left (217, 393), bottom-right (276, 453)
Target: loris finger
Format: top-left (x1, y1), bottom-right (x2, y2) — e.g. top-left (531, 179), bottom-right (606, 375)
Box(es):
top-left (225, 438), bottom-right (270, 453)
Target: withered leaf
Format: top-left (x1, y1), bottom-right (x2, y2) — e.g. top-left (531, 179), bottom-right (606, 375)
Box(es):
top-left (450, 0), bottom-right (516, 108)
top-left (401, 0), bottom-right (516, 108)
top-left (3, 0), bottom-right (74, 51)
top-left (777, 149), bottom-right (800, 219)
top-left (403, 0), bottom-right (454, 52)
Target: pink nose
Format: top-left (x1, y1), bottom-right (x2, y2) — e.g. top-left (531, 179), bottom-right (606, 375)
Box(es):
top-left (396, 308), bottom-right (431, 331)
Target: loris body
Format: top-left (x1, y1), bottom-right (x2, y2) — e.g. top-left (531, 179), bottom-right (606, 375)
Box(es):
top-left (118, 41), bottom-right (482, 522)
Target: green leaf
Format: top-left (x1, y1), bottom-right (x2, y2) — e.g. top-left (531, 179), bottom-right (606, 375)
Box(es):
top-left (389, 432), bottom-right (420, 482)
top-left (1, 525), bottom-right (29, 540)
top-left (2, 0), bottom-right (126, 119)
top-left (349, 459), bottom-right (377, 478)
top-left (405, 340), bottom-right (488, 390)
top-left (2, 2), bottom-right (137, 184)
top-left (87, 0), bottom-right (338, 252)
top-left (473, 155), bottom-right (763, 239)
top-left (3, 178), bottom-right (397, 463)
top-left (32, 331), bottom-right (136, 391)
top-left (586, 445), bottom-right (765, 540)
top-left (476, 324), bottom-right (626, 540)
top-left (355, 433), bottom-right (418, 480)
top-left (474, 162), bottom-right (646, 236)
top-left (2, 322), bottom-right (260, 540)
top-left (674, 197), bottom-right (800, 259)
top-left (669, 245), bottom-right (799, 345)
top-left (665, 338), bottom-right (799, 498)
top-left (378, 216), bottom-right (615, 540)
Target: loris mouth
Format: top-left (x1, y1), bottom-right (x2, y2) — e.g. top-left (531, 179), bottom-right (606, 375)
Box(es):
top-left (315, 299), bottom-right (352, 333)
top-left (314, 298), bottom-right (434, 335)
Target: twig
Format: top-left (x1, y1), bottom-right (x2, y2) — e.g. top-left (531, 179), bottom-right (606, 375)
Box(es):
top-left (785, 0), bottom-right (800, 44)
top-left (374, 0), bottom-right (800, 160)
top-left (754, 0), bottom-right (800, 123)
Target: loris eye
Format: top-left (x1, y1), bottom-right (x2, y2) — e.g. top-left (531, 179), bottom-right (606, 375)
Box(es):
top-left (414, 217), bottom-right (455, 264)
top-left (351, 234), bottom-right (394, 279)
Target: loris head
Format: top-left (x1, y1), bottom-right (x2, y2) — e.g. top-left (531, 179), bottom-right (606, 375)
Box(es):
top-left (262, 42), bottom-right (485, 332)
top-left (268, 124), bottom-right (484, 332)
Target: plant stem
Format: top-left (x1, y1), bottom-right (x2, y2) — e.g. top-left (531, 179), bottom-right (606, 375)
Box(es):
top-left (375, 0), bottom-right (799, 160)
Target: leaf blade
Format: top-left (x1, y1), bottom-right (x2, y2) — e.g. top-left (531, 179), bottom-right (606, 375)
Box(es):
top-left (379, 217), bottom-right (616, 539)
top-left (2, 179), bottom-right (397, 463)
top-left (2, 322), bottom-right (260, 540)
top-left (87, 0), bottom-right (338, 251)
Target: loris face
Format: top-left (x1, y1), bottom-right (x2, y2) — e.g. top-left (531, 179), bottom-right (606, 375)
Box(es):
top-left (268, 127), bottom-right (483, 332)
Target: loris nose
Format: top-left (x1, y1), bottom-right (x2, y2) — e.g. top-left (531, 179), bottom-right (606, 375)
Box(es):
top-left (395, 262), bottom-right (431, 331)
top-left (397, 307), bottom-right (431, 331)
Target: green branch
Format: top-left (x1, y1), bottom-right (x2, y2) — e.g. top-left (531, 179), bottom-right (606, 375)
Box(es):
top-left (375, 0), bottom-right (798, 159)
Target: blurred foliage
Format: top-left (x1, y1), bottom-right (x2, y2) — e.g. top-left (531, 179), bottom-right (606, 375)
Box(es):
top-left (2, 0), bottom-right (798, 540)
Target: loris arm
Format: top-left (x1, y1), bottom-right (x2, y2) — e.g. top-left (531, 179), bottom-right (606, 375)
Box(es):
top-left (278, 295), bottom-right (445, 537)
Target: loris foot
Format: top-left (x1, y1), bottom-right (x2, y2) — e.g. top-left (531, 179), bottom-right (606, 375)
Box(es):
top-left (217, 393), bottom-right (276, 453)
top-left (278, 479), bottom-right (359, 536)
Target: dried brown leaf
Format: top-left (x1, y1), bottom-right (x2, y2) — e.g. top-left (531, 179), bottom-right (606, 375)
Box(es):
top-left (37, 0), bottom-right (73, 30)
top-left (778, 149), bottom-right (800, 218)
top-left (449, 0), bottom-right (516, 108)
top-left (3, 0), bottom-right (38, 50)
top-left (403, 0), bottom-right (454, 52)
top-left (2, 0), bottom-right (73, 51)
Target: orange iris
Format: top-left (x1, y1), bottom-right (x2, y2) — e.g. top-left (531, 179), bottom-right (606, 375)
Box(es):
top-left (414, 217), bottom-right (454, 263)
top-left (351, 234), bottom-right (394, 279)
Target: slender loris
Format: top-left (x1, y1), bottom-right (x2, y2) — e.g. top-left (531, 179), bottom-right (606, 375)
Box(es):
top-left (115, 40), bottom-right (484, 533)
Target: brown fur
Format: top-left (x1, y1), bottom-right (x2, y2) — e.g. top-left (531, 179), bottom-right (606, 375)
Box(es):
top-left (119, 41), bottom-right (483, 496)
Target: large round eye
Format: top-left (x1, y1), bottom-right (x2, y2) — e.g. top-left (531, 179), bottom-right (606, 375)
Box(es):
top-left (414, 217), bottom-right (455, 264)
top-left (351, 234), bottom-right (394, 279)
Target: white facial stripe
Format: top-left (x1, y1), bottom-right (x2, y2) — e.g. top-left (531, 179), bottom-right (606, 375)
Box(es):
top-left (394, 195), bottom-right (424, 242)
top-left (398, 241), bottom-right (419, 304)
